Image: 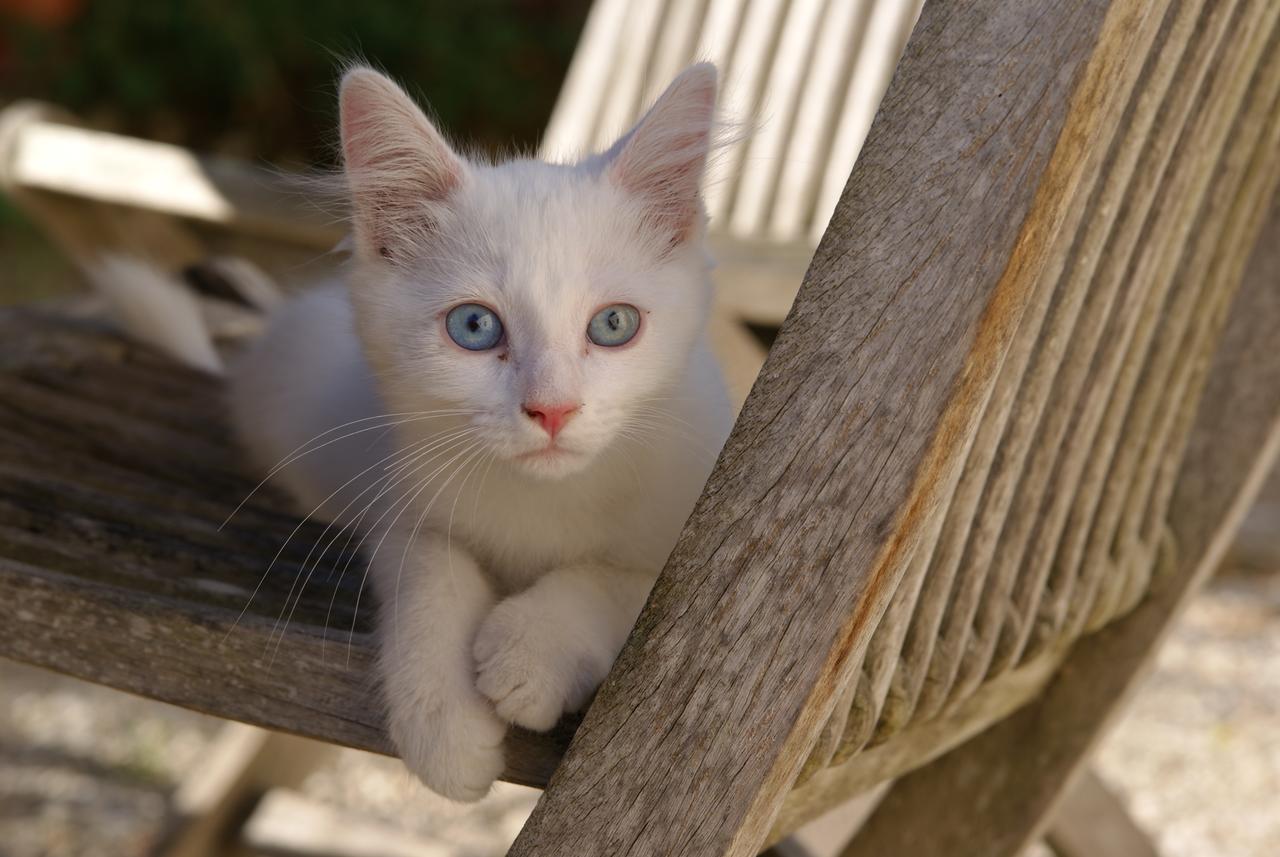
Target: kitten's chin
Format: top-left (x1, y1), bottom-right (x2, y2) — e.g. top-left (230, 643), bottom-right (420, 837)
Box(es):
top-left (509, 446), bottom-right (594, 480)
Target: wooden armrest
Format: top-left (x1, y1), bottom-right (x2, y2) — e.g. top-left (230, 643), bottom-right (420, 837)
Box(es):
top-left (0, 309), bottom-right (571, 787)
top-left (507, 3), bottom-right (1153, 855)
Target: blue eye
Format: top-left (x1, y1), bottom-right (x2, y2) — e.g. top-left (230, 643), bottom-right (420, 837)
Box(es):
top-left (445, 304), bottom-right (503, 351)
top-left (587, 304), bottom-right (641, 347)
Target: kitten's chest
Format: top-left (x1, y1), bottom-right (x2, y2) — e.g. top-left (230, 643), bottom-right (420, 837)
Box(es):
top-left (447, 475), bottom-right (656, 590)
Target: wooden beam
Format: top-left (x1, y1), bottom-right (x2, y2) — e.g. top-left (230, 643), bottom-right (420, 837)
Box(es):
top-left (155, 725), bottom-right (332, 857)
top-left (0, 309), bottom-right (574, 788)
top-left (1044, 770), bottom-right (1159, 857)
top-left (506, 1), bottom-right (1155, 854)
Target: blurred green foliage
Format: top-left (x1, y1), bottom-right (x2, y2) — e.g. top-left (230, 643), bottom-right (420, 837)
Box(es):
top-left (0, 0), bottom-right (590, 166)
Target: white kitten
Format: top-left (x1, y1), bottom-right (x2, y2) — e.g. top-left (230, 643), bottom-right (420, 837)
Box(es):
top-left (229, 63), bottom-right (733, 801)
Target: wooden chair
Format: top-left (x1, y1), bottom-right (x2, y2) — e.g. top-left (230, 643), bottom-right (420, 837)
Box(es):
top-left (2, 1), bottom-right (1278, 855)
top-left (541, 0), bottom-right (923, 402)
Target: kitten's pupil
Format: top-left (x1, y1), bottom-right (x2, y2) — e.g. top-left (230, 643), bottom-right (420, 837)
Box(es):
top-left (445, 303), bottom-right (503, 350)
top-left (606, 310), bottom-right (621, 331)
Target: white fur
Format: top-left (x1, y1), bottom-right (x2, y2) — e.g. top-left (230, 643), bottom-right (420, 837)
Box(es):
top-left (228, 63), bottom-right (732, 801)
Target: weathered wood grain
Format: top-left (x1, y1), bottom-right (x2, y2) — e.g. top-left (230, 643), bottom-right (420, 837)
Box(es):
top-left (837, 187), bottom-right (1280, 856)
top-left (854, 0), bottom-right (1180, 753)
top-left (928, 0), bottom-right (1273, 717)
top-left (506, 2), bottom-right (1149, 855)
top-left (0, 310), bottom-right (574, 788)
top-left (770, 645), bottom-right (1069, 845)
top-left (1, 2), bottom-right (1273, 852)
top-left (1059, 6), bottom-right (1280, 644)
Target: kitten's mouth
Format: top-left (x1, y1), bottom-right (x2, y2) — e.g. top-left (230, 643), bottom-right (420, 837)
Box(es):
top-left (515, 444), bottom-right (572, 461)
top-left (510, 440), bottom-right (594, 479)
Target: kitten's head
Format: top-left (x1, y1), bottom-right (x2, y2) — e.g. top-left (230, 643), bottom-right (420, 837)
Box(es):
top-left (338, 64), bottom-right (719, 479)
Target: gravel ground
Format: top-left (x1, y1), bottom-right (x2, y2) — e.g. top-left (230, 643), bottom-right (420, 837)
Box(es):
top-left (1, 568), bottom-right (1276, 857)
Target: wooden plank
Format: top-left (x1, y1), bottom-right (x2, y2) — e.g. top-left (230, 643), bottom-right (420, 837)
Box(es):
top-left (1, 113), bottom-right (341, 248)
top-left (505, 2), bottom-right (1149, 854)
top-left (0, 309), bottom-right (573, 789)
top-left (921, 0), bottom-right (1271, 719)
top-left (862, 0), bottom-right (1182, 750)
top-left (1044, 770), bottom-right (1159, 857)
top-left (242, 789), bottom-right (455, 857)
top-left (538, 0), bottom-right (633, 160)
top-left (769, 647), bottom-right (1067, 843)
top-left (155, 725), bottom-right (332, 857)
top-left (809, 0), bottom-right (923, 245)
top-left (836, 189), bottom-right (1280, 856)
top-left (727, 0), bottom-right (826, 237)
top-left (767, 0), bottom-right (870, 241)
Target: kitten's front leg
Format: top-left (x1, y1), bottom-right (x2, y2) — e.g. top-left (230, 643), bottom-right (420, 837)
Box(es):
top-left (474, 563), bottom-right (654, 731)
top-left (374, 531), bottom-right (506, 801)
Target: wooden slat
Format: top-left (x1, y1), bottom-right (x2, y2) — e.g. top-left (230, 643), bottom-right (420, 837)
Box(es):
top-left (591, 0), bottom-right (669, 152)
top-left (768, 0), bottom-right (872, 241)
top-left (727, 0), bottom-right (826, 237)
top-left (645, 0), bottom-right (711, 104)
top-left (1010, 0), bottom-right (1243, 665)
top-left (1095, 59), bottom-right (1280, 627)
top-left (773, 646), bottom-right (1069, 843)
top-left (3, 120), bottom-right (340, 248)
top-left (702, 0), bottom-right (788, 224)
top-left (538, 0), bottom-right (633, 160)
top-left (854, 0), bottom-right (1179, 751)
top-left (1044, 770), bottom-right (1159, 857)
top-left (838, 187), bottom-right (1280, 857)
top-left (967, 0), bottom-right (1280, 692)
top-left (809, 0), bottom-right (922, 246)
top-left (693, 0), bottom-right (750, 80)
top-left (1051, 4), bottom-right (1280, 646)
top-left (0, 311), bottom-right (574, 789)
top-left (505, 2), bottom-right (1150, 855)
top-left (919, 0), bottom-right (1260, 708)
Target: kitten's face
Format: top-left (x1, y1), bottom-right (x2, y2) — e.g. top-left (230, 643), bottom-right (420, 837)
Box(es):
top-left (339, 65), bottom-right (718, 480)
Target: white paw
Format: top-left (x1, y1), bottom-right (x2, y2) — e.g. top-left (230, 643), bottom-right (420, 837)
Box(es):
top-left (389, 693), bottom-right (506, 802)
top-left (474, 598), bottom-right (600, 732)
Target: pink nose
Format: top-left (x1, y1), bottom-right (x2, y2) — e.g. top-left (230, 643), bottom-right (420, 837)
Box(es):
top-left (523, 402), bottom-right (581, 439)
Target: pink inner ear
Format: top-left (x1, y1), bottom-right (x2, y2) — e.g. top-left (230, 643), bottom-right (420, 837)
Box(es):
top-left (339, 69), bottom-right (463, 259)
top-left (614, 129), bottom-right (710, 244)
top-left (608, 66), bottom-right (716, 247)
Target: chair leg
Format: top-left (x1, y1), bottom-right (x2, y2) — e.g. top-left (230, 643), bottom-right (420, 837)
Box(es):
top-left (758, 840), bottom-right (814, 857)
top-left (151, 723), bottom-right (333, 857)
top-left (1045, 769), bottom-right (1160, 857)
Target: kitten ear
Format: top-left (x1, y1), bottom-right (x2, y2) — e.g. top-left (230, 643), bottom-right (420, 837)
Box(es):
top-left (339, 67), bottom-right (465, 262)
top-left (604, 63), bottom-right (717, 246)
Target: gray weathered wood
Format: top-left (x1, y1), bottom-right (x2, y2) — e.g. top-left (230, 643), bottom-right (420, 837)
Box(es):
top-left (1044, 770), bottom-right (1160, 857)
top-left (1, 2), bottom-right (1275, 853)
top-left (852, 0), bottom-right (1180, 754)
top-left (505, 2), bottom-right (1158, 854)
top-left (156, 725), bottom-right (332, 857)
top-left (0, 310), bottom-right (574, 788)
top-left (836, 185), bottom-right (1280, 856)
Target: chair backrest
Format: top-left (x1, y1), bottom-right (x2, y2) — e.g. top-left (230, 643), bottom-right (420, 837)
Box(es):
top-left (839, 0), bottom-right (1280, 762)
top-left (540, 0), bottom-right (924, 246)
top-left (507, 0), bottom-right (1280, 853)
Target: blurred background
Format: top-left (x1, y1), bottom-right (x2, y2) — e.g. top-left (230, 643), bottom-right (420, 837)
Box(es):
top-left (0, 0), bottom-right (589, 302)
top-left (1, 2), bottom-right (1277, 856)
